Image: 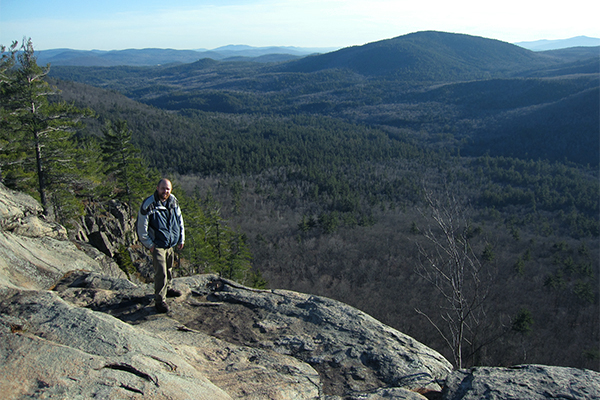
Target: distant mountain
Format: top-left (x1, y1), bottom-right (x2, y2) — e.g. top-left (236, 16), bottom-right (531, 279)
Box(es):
top-left (516, 36), bottom-right (600, 51)
top-left (37, 46), bottom-right (336, 67)
top-left (37, 48), bottom-right (204, 67)
top-left (48, 30), bottom-right (598, 168)
top-left (212, 45), bottom-right (337, 57)
top-left (37, 34), bottom-right (598, 68)
top-left (274, 31), bottom-right (566, 80)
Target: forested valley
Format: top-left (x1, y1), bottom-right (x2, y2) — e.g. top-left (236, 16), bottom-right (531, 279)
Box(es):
top-left (2, 31), bottom-right (598, 371)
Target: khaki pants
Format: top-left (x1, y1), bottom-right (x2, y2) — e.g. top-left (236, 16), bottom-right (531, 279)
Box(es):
top-left (153, 247), bottom-right (174, 303)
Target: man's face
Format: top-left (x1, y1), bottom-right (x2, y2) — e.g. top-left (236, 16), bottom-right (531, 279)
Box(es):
top-left (157, 180), bottom-right (172, 201)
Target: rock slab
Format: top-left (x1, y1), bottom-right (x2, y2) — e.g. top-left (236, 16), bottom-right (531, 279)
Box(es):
top-left (443, 364), bottom-right (600, 400)
top-left (179, 275), bottom-right (453, 394)
top-left (0, 289), bottom-right (231, 400)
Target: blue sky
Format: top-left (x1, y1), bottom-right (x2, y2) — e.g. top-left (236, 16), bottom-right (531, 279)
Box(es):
top-left (1, 0), bottom-right (599, 50)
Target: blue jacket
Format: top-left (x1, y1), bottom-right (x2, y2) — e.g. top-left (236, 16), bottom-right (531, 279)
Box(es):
top-left (137, 192), bottom-right (185, 249)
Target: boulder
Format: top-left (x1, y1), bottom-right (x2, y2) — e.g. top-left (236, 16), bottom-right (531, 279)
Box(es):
top-left (443, 364), bottom-right (600, 400)
top-left (72, 198), bottom-right (153, 283)
top-left (0, 183), bottom-right (126, 290)
top-left (88, 230), bottom-right (115, 257)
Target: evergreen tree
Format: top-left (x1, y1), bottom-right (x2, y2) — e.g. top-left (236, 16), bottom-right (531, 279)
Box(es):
top-left (1, 39), bottom-right (93, 218)
top-left (178, 190), bottom-right (254, 285)
top-left (0, 41), bottom-right (24, 184)
top-left (100, 119), bottom-right (153, 216)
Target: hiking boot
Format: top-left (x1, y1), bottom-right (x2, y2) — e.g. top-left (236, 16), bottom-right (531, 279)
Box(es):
top-left (166, 288), bottom-right (182, 298)
top-left (155, 301), bottom-right (169, 313)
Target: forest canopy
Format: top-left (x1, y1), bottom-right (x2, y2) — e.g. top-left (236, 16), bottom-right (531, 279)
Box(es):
top-left (3, 33), bottom-right (599, 371)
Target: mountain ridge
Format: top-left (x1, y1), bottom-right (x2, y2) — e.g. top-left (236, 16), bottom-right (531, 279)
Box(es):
top-left (47, 30), bottom-right (599, 167)
top-left (516, 35), bottom-right (600, 51)
top-left (37, 45), bottom-right (337, 67)
top-left (273, 31), bottom-right (572, 79)
top-left (36, 32), bottom-right (598, 67)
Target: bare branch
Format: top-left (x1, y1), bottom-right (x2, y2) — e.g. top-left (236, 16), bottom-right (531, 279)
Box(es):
top-left (413, 179), bottom-right (494, 368)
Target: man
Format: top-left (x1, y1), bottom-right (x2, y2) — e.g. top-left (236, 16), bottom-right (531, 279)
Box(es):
top-left (137, 178), bottom-right (185, 313)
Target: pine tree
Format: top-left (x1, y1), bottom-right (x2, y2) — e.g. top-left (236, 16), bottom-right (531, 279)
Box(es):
top-left (100, 119), bottom-right (153, 216)
top-left (1, 39), bottom-right (93, 218)
top-left (0, 41), bottom-right (25, 184)
top-left (178, 190), bottom-right (254, 285)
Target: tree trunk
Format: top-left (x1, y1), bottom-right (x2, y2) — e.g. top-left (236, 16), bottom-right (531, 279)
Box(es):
top-left (33, 126), bottom-right (48, 216)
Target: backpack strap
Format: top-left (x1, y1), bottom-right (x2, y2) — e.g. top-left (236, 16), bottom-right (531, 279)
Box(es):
top-left (140, 201), bottom-right (156, 216)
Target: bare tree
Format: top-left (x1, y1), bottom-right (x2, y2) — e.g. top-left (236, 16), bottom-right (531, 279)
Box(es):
top-left (414, 182), bottom-right (492, 369)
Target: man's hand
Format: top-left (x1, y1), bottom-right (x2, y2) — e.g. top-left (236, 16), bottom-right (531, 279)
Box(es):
top-left (177, 243), bottom-right (184, 251)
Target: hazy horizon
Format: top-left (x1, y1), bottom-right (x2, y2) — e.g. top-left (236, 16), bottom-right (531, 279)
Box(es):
top-left (2, 0), bottom-right (599, 51)
top-left (26, 34), bottom-right (600, 54)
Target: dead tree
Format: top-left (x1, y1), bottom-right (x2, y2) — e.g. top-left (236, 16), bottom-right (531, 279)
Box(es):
top-left (414, 182), bottom-right (491, 369)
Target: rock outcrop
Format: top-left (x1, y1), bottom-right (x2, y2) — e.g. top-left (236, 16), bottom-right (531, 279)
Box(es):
top-left (0, 184), bottom-right (125, 290)
top-left (49, 271), bottom-right (452, 397)
top-left (443, 364), bottom-right (600, 400)
top-left (0, 288), bottom-right (232, 400)
top-left (1, 183), bottom-right (598, 399)
top-left (72, 199), bottom-right (154, 283)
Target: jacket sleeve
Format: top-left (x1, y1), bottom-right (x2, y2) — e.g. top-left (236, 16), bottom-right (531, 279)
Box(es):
top-left (137, 198), bottom-right (155, 249)
top-left (176, 203), bottom-right (185, 245)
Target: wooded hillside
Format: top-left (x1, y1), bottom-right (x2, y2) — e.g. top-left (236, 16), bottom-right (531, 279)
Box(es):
top-left (44, 31), bottom-right (600, 371)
